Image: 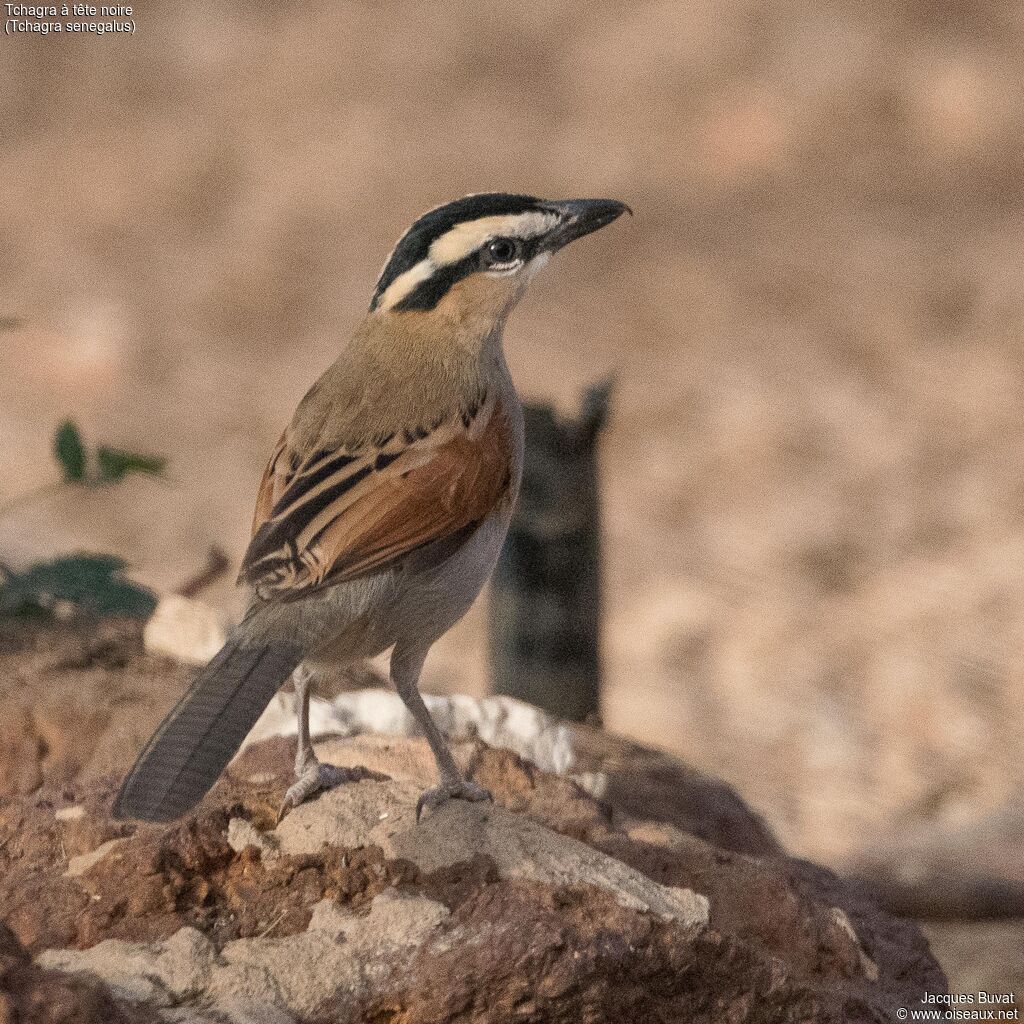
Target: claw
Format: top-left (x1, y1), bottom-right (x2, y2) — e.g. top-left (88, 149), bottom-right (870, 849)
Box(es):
top-left (415, 779), bottom-right (492, 823)
top-left (277, 761), bottom-right (356, 823)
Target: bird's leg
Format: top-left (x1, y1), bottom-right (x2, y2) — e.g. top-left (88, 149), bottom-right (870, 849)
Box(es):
top-left (277, 664), bottom-right (356, 821)
top-left (391, 646), bottom-right (491, 821)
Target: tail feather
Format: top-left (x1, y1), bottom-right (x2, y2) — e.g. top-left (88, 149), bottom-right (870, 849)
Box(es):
top-left (114, 636), bottom-right (303, 822)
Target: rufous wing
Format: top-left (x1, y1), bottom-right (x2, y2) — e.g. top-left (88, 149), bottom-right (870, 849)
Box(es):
top-left (239, 395), bottom-right (514, 599)
top-left (249, 430), bottom-right (291, 539)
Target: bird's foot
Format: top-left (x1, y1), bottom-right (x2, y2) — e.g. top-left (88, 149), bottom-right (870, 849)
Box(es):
top-left (277, 760), bottom-right (357, 822)
top-left (415, 778), bottom-right (492, 823)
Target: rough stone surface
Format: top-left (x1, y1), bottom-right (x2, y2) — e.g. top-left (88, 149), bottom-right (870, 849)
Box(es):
top-left (0, 921), bottom-right (161, 1023)
top-left (39, 892), bottom-right (450, 1020)
top-left (0, 620), bottom-right (779, 859)
top-left (272, 770), bottom-right (709, 925)
top-left (0, 621), bottom-right (948, 1020)
top-left (250, 685), bottom-right (783, 859)
top-left (65, 836), bottom-right (125, 877)
top-left (0, 728), bottom-right (946, 1022)
top-left (0, 619), bottom-right (191, 801)
top-left (244, 685), bottom-right (576, 778)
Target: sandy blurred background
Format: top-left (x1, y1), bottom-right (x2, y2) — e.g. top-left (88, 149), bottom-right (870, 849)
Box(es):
top-left (2, 0), bottom-right (1024, 984)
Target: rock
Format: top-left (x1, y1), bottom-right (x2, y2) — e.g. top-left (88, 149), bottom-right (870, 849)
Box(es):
top-left (142, 595), bottom-right (227, 666)
top-left (0, 921), bottom-right (160, 1023)
top-left (829, 907), bottom-right (880, 982)
top-left (0, 621), bottom-right (948, 1019)
top-left (0, 620), bottom-right (779, 859)
top-left (245, 686), bottom-right (780, 858)
top-left (273, 776), bottom-right (709, 925)
top-left (0, 730), bottom-right (945, 1022)
top-left (0, 619), bottom-right (192, 800)
top-left (226, 817), bottom-right (280, 861)
top-left (567, 718), bottom-right (784, 857)
top-left (244, 687), bottom-right (575, 779)
top-left (65, 837), bottom-right (125, 877)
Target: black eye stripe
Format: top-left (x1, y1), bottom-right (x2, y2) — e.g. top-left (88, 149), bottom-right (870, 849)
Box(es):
top-left (393, 235), bottom-right (543, 311)
top-left (393, 252), bottom-right (479, 311)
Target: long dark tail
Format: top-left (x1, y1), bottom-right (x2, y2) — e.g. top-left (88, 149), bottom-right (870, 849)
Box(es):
top-left (113, 635), bottom-right (303, 822)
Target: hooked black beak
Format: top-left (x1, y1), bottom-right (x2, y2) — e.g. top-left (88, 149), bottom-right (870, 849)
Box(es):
top-left (544, 198), bottom-right (632, 251)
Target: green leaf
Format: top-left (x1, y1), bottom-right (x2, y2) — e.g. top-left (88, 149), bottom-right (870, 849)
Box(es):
top-left (0, 554), bottom-right (157, 619)
top-left (53, 420), bottom-right (87, 482)
top-left (95, 446), bottom-right (167, 482)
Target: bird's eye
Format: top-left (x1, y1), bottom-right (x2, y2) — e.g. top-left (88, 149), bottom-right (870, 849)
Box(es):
top-left (482, 237), bottom-right (522, 267)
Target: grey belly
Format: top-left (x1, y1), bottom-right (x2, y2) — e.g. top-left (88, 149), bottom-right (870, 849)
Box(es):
top-left (246, 509), bottom-right (511, 667)
top-left (387, 508), bottom-right (511, 652)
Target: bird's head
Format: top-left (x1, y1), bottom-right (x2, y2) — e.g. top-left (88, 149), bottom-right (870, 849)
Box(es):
top-left (369, 193), bottom-right (630, 326)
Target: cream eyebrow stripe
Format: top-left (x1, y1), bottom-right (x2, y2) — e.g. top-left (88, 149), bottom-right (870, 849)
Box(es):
top-left (377, 211), bottom-right (559, 311)
top-left (429, 212), bottom-right (558, 266)
top-left (377, 259), bottom-right (438, 311)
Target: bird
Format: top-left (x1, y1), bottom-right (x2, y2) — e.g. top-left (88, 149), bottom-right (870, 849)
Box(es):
top-left (113, 192), bottom-right (630, 824)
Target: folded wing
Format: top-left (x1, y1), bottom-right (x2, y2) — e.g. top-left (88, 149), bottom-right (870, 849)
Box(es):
top-left (239, 392), bottom-right (513, 599)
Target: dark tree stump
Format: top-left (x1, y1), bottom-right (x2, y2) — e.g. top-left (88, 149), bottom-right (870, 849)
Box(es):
top-left (489, 380), bottom-right (612, 723)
